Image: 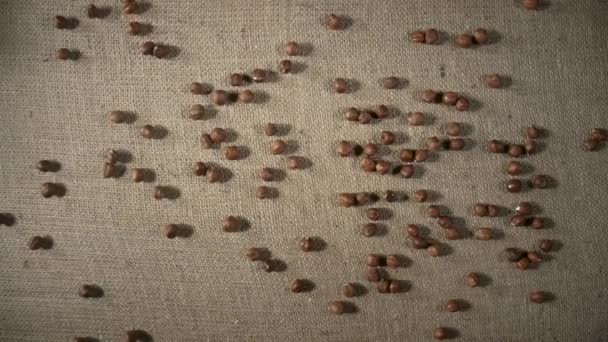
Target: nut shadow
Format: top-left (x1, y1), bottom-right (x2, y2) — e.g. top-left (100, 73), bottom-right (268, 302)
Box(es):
top-left (350, 282), bottom-right (368, 296)
top-left (297, 279), bottom-right (316, 292)
top-left (176, 224), bottom-right (194, 238)
top-left (138, 1), bottom-right (152, 14)
top-left (157, 186), bottom-right (180, 200)
top-left (257, 186), bottom-right (279, 200)
top-left (476, 273), bottom-right (492, 287)
top-left (253, 90), bottom-right (270, 104)
top-left (234, 216), bottom-right (251, 232)
top-left (0, 213), bottom-right (16, 226)
top-left (94, 6), bottom-right (112, 19)
top-left (153, 126), bottom-right (168, 139)
top-left (291, 61), bottom-right (307, 74)
top-left (139, 168), bottom-right (156, 183)
top-left (342, 301), bottom-right (358, 313)
top-left (285, 140), bottom-right (299, 154)
top-left (74, 338), bottom-right (100, 342)
top-left (225, 128), bottom-right (239, 143)
top-left (391, 254), bottom-right (412, 268)
top-left (269, 258), bottom-right (287, 272)
top-left (299, 43), bottom-right (314, 56)
top-left (111, 150), bottom-right (132, 163)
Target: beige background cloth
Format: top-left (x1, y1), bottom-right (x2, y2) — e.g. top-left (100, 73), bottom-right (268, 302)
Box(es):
top-left (1, 0), bottom-right (608, 341)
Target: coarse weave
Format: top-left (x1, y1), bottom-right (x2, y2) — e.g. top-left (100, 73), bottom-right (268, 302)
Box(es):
top-left (1, 0), bottom-right (608, 341)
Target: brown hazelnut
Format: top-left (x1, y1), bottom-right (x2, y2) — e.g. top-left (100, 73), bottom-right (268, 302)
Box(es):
top-left (342, 283), bottom-right (357, 297)
top-left (200, 134), bottom-right (213, 148)
top-left (473, 28), bottom-right (489, 45)
top-left (338, 193), bottom-right (356, 208)
top-left (152, 45), bottom-right (170, 59)
top-left (485, 74), bottom-right (501, 88)
top-left (363, 143), bottom-right (379, 156)
top-left (425, 29), bottom-right (439, 44)
top-left (139, 41), bottom-right (155, 55)
top-left (386, 255), bottom-right (400, 268)
top-left (413, 190), bottom-right (428, 202)
top-left (515, 202), bottom-right (533, 215)
top-left (328, 301), bottom-right (345, 314)
top-left (427, 136), bottom-right (442, 150)
top-left (238, 90), bottom-right (254, 103)
top-left (530, 175), bottom-right (548, 189)
top-left (488, 140), bottom-right (506, 153)
top-left (286, 156), bottom-right (303, 169)
top-left (279, 60), bottom-right (293, 74)
top-left (465, 272), bottom-right (479, 287)
top-left (256, 186), bottom-right (272, 199)
top-left (193, 162), bottom-right (207, 177)
top-left (344, 107), bottom-right (360, 121)
top-left (426, 205), bottom-right (440, 218)
top-left (415, 150), bottom-right (428, 162)
top-left (284, 41), bottom-right (299, 56)
top-left (506, 161), bottom-right (523, 175)
top-left (363, 223), bottom-right (378, 237)
top-left (264, 123), bottom-right (277, 136)
top-left (190, 82), bottom-right (210, 95)
top-left (399, 164), bottom-right (414, 178)
top-left (516, 257), bottom-right (530, 270)
top-left (508, 144), bottom-right (525, 157)
top-left (442, 91), bottom-right (459, 105)
top-left (211, 90), bottom-right (229, 106)
top-left (206, 167), bottom-right (221, 183)
top-left (412, 236), bottom-right (429, 249)
top-left (382, 77), bottom-right (400, 89)
top-left (409, 31), bottom-right (425, 43)
top-left (325, 14), bottom-right (341, 30)
top-left (131, 168), bottom-right (145, 182)
top-left (529, 290), bottom-right (546, 303)
top-left (448, 138), bottom-right (465, 150)
top-left (190, 104), bottom-right (205, 120)
top-left (421, 89), bottom-right (438, 103)
top-left (446, 299), bottom-right (460, 312)
top-left (333, 78), bottom-right (348, 93)
top-left (455, 97), bottom-right (470, 111)
top-left (539, 239), bottom-right (553, 252)
top-left (375, 105), bottom-right (389, 119)
top-left (427, 244), bottom-right (441, 257)
top-left (336, 141), bottom-right (353, 157)
top-left (224, 146), bottom-right (240, 160)
top-left (222, 216), bottom-right (240, 232)
top-left (381, 131), bottom-right (395, 145)
top-left (358, 111), bottom-right (373, 124)
top-left (367, 208), bottom-right (381, 221)
top-left (299, 237), bottom-right (313, 252)
top-left (270, 140), bottom-right (286, 155)
top-left (433, 327), bottom-right (447, 340)
top-left (507, 179), bottom-right (523, 193)
top-left (210, 127), bottom-right (228, 143)
top-left (360, 158), bottom-right (377, 172)
top-left (475, 227), bottom-right (493, 240)
top-left (399, 149), bottom-right (415, 163)
top-left (406, 224), bottom-right (419, 237)
top-left (522, 0), bottom-right (540, 10)
top-left (445, 228), bottom-right (460, 240)
top-left (408, 112), bottom-right (424, 126)
top-left (455, 34), bottom-right (473, 48)
top-left (252, 69), bottom-right (267, 83)
top-left (446, 122), bottom-right (461, 136)
top-left (56, 48), bottom-right (71, 60)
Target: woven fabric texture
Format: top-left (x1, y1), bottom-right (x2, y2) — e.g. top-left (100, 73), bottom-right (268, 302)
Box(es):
top-left (1, 0), bottom-right (608, 341)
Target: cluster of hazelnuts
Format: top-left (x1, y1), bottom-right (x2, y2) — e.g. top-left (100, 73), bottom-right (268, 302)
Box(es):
top-left (410, 28), bottom-right (490, 48)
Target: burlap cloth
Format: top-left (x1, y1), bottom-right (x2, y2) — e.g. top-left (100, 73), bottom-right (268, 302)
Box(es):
top-left (1, 0), bottom-right (608, 341)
